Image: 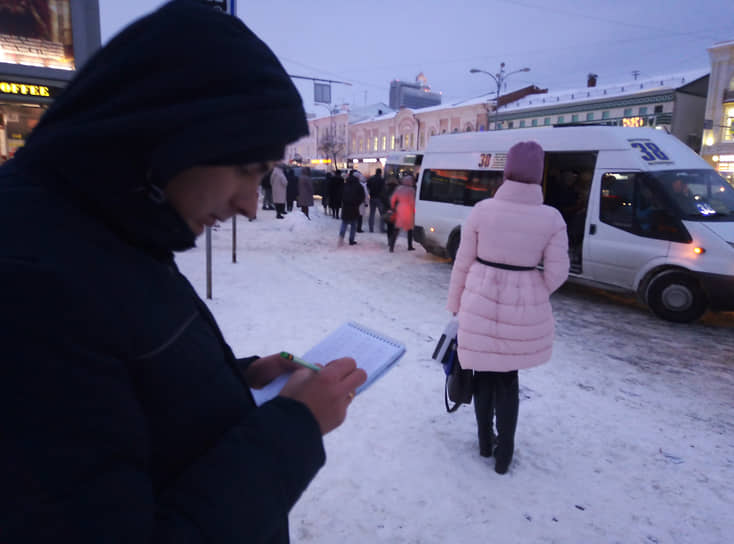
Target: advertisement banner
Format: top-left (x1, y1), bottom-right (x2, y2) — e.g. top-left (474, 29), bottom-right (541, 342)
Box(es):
top-left (0, 0), bottom-right (75, 70)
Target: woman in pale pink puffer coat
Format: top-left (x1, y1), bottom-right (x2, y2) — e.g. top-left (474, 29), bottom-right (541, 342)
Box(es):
top-left (446, 141), bottom-right (569, 474)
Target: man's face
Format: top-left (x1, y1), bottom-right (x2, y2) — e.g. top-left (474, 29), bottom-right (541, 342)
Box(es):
top-left (165, 162), bottom-right (273, 236)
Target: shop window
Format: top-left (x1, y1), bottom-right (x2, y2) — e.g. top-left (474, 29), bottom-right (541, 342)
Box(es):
top-left (557, 116), bottom-right (565, 124)
top-left (519, 120), bottom-right (526, 128)
top-left (532, 119), bottom-right (538, 127)
top-left (602, 111), bottom-right (610, 119)
top-left (586, 112), bottom-right (594, 121)
top-left (508, 121), bottom-right (514, 128)
top-left (572, 114), bottom-right (579, 122)
top-left (544, 117), bottom-right (551, 126)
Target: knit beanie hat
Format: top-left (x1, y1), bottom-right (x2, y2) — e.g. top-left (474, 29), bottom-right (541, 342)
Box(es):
top-left (503, 141), bottom-right (544, 184)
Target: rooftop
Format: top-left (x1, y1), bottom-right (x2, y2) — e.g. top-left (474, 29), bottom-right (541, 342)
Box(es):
top-left (496, 69), bottom-right (709, 113)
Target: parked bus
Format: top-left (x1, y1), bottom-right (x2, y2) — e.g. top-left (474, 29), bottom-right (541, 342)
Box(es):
top-left (413, 126), bottom-right (734, 322)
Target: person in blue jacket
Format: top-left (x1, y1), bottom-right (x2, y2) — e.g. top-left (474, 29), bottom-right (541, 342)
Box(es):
top-left (0, 1), bottom-right (366, 542)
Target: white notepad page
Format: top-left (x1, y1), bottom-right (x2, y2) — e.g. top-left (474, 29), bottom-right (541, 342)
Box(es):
top-left (250, 322), bottom-right (405, 405)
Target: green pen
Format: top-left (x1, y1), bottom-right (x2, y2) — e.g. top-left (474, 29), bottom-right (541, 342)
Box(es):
top-left (280, 351), bottom-right (321, 372)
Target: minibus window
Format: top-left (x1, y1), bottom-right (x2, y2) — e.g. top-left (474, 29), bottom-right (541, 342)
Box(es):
top-left (600, 172), bottom-right (691, 242)
top-left (419, 169), bottom-right (503, 206)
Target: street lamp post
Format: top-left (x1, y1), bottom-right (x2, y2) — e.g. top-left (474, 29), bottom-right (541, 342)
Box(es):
top-left (470, 63), bottom-right (530, 130)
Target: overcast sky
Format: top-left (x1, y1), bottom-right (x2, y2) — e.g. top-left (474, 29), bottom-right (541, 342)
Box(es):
top-left (98, 0), bottom-right (734, 115)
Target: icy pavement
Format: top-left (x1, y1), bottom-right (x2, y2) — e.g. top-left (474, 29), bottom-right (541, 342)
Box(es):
top-left (176, 204), bottom-right (734, 544)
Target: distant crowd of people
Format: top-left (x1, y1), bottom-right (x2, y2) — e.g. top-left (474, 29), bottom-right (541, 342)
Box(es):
top-left (260, 165), bottom-right (417, 251)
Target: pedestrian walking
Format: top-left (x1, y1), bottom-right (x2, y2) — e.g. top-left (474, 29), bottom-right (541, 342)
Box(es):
top-left (382, 174), bottom-right (399, 247)
top-left (285, 166), bottom-right (298, 212)
top-left (388, 174), bottom-right (417, 252)
top-left (0, 1), bottom-right (366, 541)
top-left (367, 168), bottom-right (385, 232)
top-left (297, 166), bottom-right (314, 219)
top-left (329, 169), bottom-right (343, 219)
top-left (446, 141), bottom-right (569, 474)
top-left (261, 167), bottom-right (275, 210)
top-left (271, 163), bottom-right (288, 218)
top-left (321, 171), bottom-right (331, 214)
top-left (338, 171), bottom-right (365, 246)
top-left (356, 170), bottom-right (368, 233)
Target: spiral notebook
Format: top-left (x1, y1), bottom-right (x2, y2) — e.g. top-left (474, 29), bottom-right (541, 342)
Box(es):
top-left (250, 321), bottom-right (406, 406)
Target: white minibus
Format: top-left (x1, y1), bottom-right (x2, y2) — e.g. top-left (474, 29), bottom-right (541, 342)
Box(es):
top-left (413, 126), bottom-right (734, 323)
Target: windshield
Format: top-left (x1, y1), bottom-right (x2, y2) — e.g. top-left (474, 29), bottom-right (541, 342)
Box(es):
top-left (649, 169), bottom-right (734, 221)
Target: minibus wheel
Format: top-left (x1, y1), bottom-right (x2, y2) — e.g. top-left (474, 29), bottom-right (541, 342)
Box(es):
top-left (447, 230), bottom-right (461, 263)
top-left (645, 270), bottom-right (707, 323)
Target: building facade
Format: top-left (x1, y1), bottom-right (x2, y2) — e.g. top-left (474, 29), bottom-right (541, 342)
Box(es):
top-left (700, 39), bottom-right (734, 186)
top-left (0, 0), bottom-right (100, 162)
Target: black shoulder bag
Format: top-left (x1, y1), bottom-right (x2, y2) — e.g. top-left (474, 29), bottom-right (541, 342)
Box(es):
top-left (432, 319), bottom-right (473, 412)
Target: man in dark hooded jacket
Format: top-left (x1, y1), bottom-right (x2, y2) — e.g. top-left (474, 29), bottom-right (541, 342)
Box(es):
top-left (0, 2), bottom-right (366, 542)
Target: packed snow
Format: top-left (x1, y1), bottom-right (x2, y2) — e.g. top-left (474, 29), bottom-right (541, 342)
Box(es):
top-left (175, 199), bottom-right (734, 544)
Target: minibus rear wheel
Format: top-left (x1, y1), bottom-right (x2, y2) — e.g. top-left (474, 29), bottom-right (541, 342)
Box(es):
top-left (645, 270), bottom-right (707, 323)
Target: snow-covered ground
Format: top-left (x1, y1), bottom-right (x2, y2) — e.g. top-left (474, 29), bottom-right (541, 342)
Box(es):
top-left (175, 201), bottom-right (734, 544)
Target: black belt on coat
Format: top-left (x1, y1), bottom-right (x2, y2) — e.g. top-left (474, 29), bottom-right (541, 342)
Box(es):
top-left (476, 257), bottom-right (537, 271)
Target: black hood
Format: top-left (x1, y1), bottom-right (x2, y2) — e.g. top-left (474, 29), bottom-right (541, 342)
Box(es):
top-left (12, 0), bottom-right (308, 252)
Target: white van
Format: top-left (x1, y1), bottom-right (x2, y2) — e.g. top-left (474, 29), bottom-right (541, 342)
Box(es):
top-left (413, 126), bottom-right (734, 323)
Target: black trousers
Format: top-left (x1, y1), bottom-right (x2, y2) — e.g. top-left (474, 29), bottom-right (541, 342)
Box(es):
top-left (388, 228), bottom-right (413, 251)
top-left (473, 370), bottom-right (519, 458)
top-left (274, 203), bottom-right (286, 217)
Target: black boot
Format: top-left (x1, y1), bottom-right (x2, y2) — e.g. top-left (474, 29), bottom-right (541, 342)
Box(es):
top-left (493, 371), bottom-right (519, 474)
top-left (473, 372), bottom-right (495, 457)
top-left (407, 229), bottom-right (415, 250)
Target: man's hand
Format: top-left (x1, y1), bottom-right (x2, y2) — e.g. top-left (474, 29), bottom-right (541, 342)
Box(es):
top-left (279, 357), bottom-right (367, 435)
top-left (244, 353), bottom-right (297, 389)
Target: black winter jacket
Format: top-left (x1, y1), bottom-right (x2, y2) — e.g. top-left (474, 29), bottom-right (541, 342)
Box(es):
top-left (341, 176), bottom-right (366, 221)
top-left (0, 2), bottom-right (322, 542)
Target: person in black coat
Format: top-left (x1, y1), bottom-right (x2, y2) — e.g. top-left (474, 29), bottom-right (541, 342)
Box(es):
top-left (328, 169), bottom-right (343, 218)
top-left (285, 166), bottom-right (299, 211)
top-left (338, 171), bottom-right (366, 246)
top-left (367, 168), bottom-right (385, 232)
top-left (0, 2), bottom-right (366, 542)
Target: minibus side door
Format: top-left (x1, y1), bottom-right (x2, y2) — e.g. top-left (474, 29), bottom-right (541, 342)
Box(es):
top-left (585, 170), bottom-right (671, 291)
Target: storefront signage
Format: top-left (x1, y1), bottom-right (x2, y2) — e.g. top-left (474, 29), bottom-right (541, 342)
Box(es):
top-left (0, 80), bottom-right (51, 97)
top-left (0, 1), bottom-right (75, 70)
